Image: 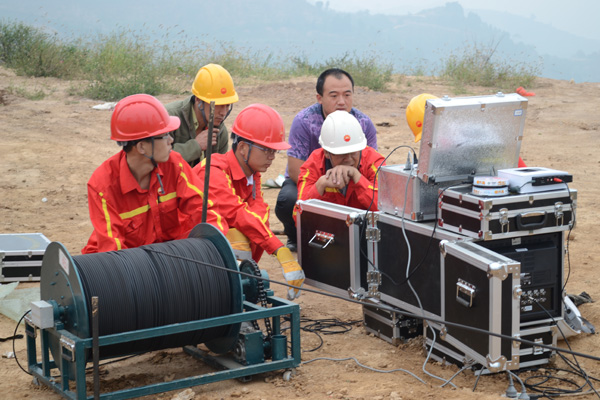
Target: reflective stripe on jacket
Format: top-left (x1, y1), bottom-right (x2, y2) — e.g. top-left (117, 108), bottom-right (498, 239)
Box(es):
top-left (82, 150), bottom-right (221, 254)
top-left (193, 150), bottom-right (283, 261)
top-left (297, 146), bottom-right (385, 210)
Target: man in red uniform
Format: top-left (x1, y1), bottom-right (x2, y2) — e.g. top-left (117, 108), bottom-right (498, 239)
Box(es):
top-left (82, 94), bottom-right (220, 254)
top-left (297, 110), bottom-right (385, 210)
top-left (193, 104), bottom-right (305, 299)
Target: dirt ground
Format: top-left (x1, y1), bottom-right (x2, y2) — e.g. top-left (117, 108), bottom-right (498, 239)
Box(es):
top-left (1, 66), bottom-right (600, 400)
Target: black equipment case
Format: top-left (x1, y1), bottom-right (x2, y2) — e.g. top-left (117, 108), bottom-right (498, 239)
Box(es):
top-left (425, 321), bottom-right (558, 372)
top-left (366, 211), bottom-right (467, 320)
top-left (438, 185), bottom-right (576, 240)
top-left (0, 233), bottom-right (50, 282)
top-left (436, 240), bottom-right (522, 372)
top-left (362, 301), bottom-right (422, 345)
top-left (433, 239), bottom-right (563, 372)
top-left (478, 231), bottom-right (565, 326)
top-left (295, 199), bottom-right (369, 297)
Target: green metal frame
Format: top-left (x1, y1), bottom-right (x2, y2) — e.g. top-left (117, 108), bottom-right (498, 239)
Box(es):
top-left (26, 296), bottom-right (301, 400)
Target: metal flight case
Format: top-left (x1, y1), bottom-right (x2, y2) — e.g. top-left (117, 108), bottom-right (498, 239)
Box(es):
top-left (378, 164), bottom-right (464, 222)
top-left (417, 93), bottom-right (527, 186)
top-left (0, 233), bottom-right (51, 282)
top-left (362, 300), bottom-right (422, 345)
top-left (425, 321), bottom-right (558, 372)
top-left (438, 240), bottom-right (522, 372)
top-left (365, 212), bottom-right (468, 320)
top-left (295, 200), bottom-right (425, 344)
top-left (428, 228), bottom-right (567, 371)
top-left (295, 199), bottom-right (369, 298)
top-left (478, 231), bottom-right (566, 326)
top-left (438, 184), bottom-right (576, 241)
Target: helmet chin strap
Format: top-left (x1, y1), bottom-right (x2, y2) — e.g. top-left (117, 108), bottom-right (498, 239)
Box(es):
top-left (141, 137), bottom-right (166, 195)
top-left (244, 143), bottom-right (256, 175)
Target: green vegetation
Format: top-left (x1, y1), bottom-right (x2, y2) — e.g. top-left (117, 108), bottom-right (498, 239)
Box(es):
top-left (289, 52), bottom-right (393, 92)
top-left (5, 84), bottom-right (49, 100)
top-left (440, 43), bottom-right (541, 93)
top-left (0, 20), bottom-right (540, 100)
top-left (0, 21), bottom-right (85, 78)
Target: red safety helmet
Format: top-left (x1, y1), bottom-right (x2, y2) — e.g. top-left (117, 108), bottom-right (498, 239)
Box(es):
top-left (232, 104), bottom-right (291, 150)
top-left (110, 94), bottom-right (180, 142)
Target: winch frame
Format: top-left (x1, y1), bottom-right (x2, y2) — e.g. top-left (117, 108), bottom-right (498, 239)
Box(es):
top-left (26, 295), bottom-right (301, 400)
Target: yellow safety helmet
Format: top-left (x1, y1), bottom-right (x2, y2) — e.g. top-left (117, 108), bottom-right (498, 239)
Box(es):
top-left (406, 93), bottom-right (437, 143)
top-left (191, 63), bottom-right (239, 105)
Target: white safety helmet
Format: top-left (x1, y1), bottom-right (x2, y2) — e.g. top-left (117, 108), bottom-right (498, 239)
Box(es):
top-left (319, 110), bottom-right (367, 155)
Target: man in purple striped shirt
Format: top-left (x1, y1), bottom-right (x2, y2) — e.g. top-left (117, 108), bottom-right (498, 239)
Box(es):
top-left (275, 68), bottom-right (378, 251)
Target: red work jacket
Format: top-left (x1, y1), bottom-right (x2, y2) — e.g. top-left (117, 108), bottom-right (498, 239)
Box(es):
top-left (297, 147), bottom-right (385, 210)
top-left (193, 150), bottom-right (283, 262)
top-left (82, 150), bottom-right (220, 254)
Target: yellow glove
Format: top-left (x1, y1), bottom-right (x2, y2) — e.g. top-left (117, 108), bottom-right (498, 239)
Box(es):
top-left (226, 228), bottom-right (251, 260)
top-left (276, 247), bottom-right (305, 300)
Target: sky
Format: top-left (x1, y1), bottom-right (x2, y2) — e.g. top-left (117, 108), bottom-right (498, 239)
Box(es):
top-left (307, 0), bottom-right (600, 41)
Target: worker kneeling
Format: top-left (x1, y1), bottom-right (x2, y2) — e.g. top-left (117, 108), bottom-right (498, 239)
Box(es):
top-left (193, 104), bottom-right (305, 299)
top-left (297, 110), bottom-right (386, 210)
top-left (82, 94), bottom-right (220, 254)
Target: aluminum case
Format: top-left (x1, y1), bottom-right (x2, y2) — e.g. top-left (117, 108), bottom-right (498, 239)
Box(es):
top-left (378, 164), bottom-right (463, 221)
top-left (478, 232), bottom-right (565, 326)
top-left (0, 233), bottom-right (50, 282)
top-left (425, 321), bottom-right (558, 372)
top-left (438, 240), bottom-right (521, 372)
top-left (366, 212), bottom-right (468, 320)
top-left (418, 93), bottom-right (527, 184)
top-left (439, 184), bottom-right (576, 240)
top-left (295, 199), bottom-right (368, 297)
top-left (362, 301), bottom-right (422, 345)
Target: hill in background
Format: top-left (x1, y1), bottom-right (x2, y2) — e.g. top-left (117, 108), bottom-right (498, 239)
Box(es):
top-left (2, 0), bottom-right (599, 82)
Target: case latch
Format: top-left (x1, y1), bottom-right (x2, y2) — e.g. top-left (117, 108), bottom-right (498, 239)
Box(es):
top-left (367, 270), bottom-right (381, 299)
top-left (499, 208), bottom-right (510, 233)
top-left (554, 202), bottom-right (564, 226)
top-left (365, 227), bottom-right (380, 242)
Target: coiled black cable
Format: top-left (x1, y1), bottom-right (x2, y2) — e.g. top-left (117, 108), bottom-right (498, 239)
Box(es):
top-left (73, 237), bottom-right (232, 358)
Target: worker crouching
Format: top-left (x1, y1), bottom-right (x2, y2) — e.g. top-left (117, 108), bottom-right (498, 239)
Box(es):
top-left (297, 110), bottom-right (386, 210)
top-left (192, 104), bottom-right (305, 299)
top-left (82, 94), bottom-right (221, 254)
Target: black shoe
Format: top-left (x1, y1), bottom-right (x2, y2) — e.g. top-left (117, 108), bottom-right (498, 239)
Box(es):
top-left (286, 239), bottom-right (297, 253)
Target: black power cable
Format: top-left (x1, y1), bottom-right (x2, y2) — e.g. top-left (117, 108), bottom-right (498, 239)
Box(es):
top-left (514, 293), bottom-right (600, 398)
top-left (280, 316), bottom-right (362, 352)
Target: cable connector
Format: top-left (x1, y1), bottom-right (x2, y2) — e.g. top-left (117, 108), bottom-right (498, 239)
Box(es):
top-left (404, 152), bottom-right (412, 171)
top-left (505, 373), bottom-right (518, 398)
top-left (518, 392), bottom-right (530, 400)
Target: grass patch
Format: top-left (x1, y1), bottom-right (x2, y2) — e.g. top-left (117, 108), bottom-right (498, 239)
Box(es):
top-left (290, 52), bottom-right (393, 92)
top-left (0, 20), bottom-right (85, 78)
top-left (440, 42), bottom-right (541, 92)
top-left (6, 84), bottom-right (49, 100)
top-left (0, 20), bottom-right (542, 100)
top-left (81, 31), bottom-right (175, 100)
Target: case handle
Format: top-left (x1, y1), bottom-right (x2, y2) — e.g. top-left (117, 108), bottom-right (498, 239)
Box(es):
top-left (516, 211), bottom-right (547, 230)
top-left (308, 230), bottom-right (335, 249)
top-left (456, 279), bottom-right (475, 308)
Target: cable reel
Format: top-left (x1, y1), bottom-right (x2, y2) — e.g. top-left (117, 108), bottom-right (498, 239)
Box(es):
top-left (38, 224), bottom-right (244, 375)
